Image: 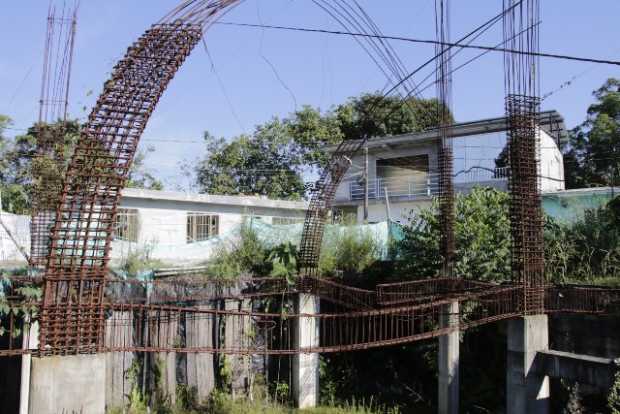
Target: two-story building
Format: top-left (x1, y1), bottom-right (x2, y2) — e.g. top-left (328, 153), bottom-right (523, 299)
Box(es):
top-left (330, 111), bottom-right (567, 224)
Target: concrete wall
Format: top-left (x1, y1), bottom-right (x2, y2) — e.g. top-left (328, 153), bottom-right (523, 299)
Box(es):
top-left (29, 354), bottom-right (106, 414)
top-left (108, 193), bottom-right (307, 264)
top-left (539, 129), bottom-right (565, 192)
top-left (0, 212), bottom-right (29, 264)
top-left (549, 313), bottom-right (620, 358)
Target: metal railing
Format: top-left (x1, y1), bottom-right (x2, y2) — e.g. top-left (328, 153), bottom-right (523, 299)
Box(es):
top-left (342, 167), bottom-right (509, 202)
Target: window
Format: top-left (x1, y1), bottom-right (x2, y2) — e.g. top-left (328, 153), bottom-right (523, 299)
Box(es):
top-left (272, 217), bottom-right (304, 225)
top-left (376, 155), bottom-right (429, 180)
top-left (114, 208), bottom-right (139, 242)
top-left (332, 207), bottom-right (358, 224)
top-left (376, 155), bottom-right (430, 197)
top-left (187, 213), bottom-right (219, 243)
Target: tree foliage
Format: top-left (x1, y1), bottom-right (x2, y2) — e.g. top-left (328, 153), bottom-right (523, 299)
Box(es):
top-left (0, 118), bottom-right (163, 214)
top-left (609, 371), bottom-right (620, 414)
top-left (195, 93), bottom-right (444, 199)
top-left (396, 187), bottom-right (512, 281)
top-left (562, 78), bottom-right (620, 188)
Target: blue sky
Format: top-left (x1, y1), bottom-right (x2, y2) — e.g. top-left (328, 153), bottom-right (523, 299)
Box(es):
top-left (1, 1), bottom-right (619, 189)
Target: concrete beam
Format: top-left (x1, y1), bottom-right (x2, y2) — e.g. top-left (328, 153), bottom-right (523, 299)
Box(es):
top-left (438, 301), bottom-right (459, 414)
top-left (507, 315), bottom-right (550, 414)
top-left (292, 293), bottom-right (320, 409)
top-left (533, 350), bottom-right (620, 390)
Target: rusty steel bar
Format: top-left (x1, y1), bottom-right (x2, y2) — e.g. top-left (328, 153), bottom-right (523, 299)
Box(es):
top-left (40, 22), bottom-right (203, 354)
top-left (503, 0), bottom-right (544, 314)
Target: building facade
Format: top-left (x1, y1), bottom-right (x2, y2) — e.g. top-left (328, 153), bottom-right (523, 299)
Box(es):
top-left (110, 188), bottom-right (308, 264)
top-left (330, 111), bottom-right (567, 224)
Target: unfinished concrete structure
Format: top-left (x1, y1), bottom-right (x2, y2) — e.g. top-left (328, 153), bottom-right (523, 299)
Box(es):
top-left (2, 1), bottom-right (620, 414)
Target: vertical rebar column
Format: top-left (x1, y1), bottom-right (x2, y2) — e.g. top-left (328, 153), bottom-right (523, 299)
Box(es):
top-left (436, 0), bottom-right (455, 278)
top-left (39, 23), bottom-right (202, 354)
top-left (31, 4), bottom-right (78, 267)
top-left (502, 0), bottom-right (544, 314)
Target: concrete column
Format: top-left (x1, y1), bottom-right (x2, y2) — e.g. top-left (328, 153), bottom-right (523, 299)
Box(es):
top-left (19, 321), bottom-right (38, 414)
top-left (438, 301), bottom-right (459, 414)
top-left (507, 315), bottom-right (550, 414)
top-left (28, 353), bottom-right (106, 414)
top-left (292, 293), bottom-right (320, 409)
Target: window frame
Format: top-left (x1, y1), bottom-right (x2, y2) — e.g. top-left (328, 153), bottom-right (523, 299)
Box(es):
top-left (114, 208), bottom-right (140, 242)
top-left (186, 213), bottom-right (219, 243)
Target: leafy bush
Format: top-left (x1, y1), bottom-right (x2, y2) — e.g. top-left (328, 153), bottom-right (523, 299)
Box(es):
top-left (396, 187), bottom-right (512, 281)
top-left (319, 225), bottom-right (380, 277)
top-left (609, 371), bottom-right (620, 414)
top-left (120, 244), bottom-right (164, 277)
top-left (206, 224), bottom-right (269, 279)
top-left (564, 201), bottom-right (620, 281)
top-left (395, 187), bottom-right (620, 284)
top-left (268, 242), bottom-right (299, 281)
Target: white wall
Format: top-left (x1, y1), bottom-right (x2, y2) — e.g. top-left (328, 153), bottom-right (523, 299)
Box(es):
top-left (539, 129), bottom-right (565, 192)
top-left (0, 212), bottom-right (29, 264)
top-left (111, 197), bottom-right (307, 265)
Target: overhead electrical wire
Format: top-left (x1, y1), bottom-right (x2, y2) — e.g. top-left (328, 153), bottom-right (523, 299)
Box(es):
top-left (214, 20), bottom-right (620, 67)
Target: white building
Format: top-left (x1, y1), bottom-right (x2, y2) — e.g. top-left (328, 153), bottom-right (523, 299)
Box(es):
top-left (0, 189), bottom-right (308, 266)
top-left (111, 188), bottom-right (308, 264)
top-left (330, 111), bottom-right (566, 224)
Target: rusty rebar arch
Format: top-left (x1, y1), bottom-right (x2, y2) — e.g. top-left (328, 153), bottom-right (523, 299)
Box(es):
top-left (38, 0), bottom-right (419, 354)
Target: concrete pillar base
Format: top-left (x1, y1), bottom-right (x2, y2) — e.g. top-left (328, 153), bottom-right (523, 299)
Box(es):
top-left (438, 301), bottom-right (459, 414)
top-left (292, 293), bottom-right (319, 409)
top-left (29, 354), bottom-right (106, 414)
top-left (507, 315), bottom-right (550, 414)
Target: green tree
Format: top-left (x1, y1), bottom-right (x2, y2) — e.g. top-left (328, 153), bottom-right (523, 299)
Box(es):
top-left (609, 371), bottom-right (620, 414)
top-left (397, 187), bottom-right (512, 281)
top-left (0, 120), bottom-right (163, 214)
top-left (126, 145), bottom-right (164, 191)
top-left (196, 126), bottom-right (307, 200)
top-left (0, 121), bottom-right (79, 214)
top-left (196, 93), bottom-right (443, 198)
top-left (563, 78), bottom-right (620, 188)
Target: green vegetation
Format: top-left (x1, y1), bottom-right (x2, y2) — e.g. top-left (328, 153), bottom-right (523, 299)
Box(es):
top-left (0, 272), bottom-right (41, 337)
top-left (108, 391), bottom-right (400, 414)
top-left (562, 78), bottom-right (620, 189)
top-left (396, 186), bottom-right (620, 284)
top-left (0, 118), bottom-right (163, 214)
top-left (205, 224), bottom-right (269, 279)
top-left (609, 371), bottom-right (620, 414)
top-left (205, 221), bottom-right (380, 279)
top-left (195, 93), bottom-right (444, 200)
top-left (397, 187), bottom-right (511, 281)
top-left (319, 225), bottom-right (380, 278)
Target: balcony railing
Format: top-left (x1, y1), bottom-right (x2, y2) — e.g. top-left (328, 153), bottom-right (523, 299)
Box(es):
top-left (341, 167), bottom-right (509, 202)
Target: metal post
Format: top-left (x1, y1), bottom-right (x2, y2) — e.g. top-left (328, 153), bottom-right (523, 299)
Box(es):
top-left (384, 187), bottom-right (391, 222)
top-left (363, 146), bottom-right (369, 222)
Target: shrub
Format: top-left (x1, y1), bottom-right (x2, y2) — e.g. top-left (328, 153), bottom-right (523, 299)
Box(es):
top-left (319, 225), bottom-right (380, 277)
top-left (565, 202), bottom-right (620, 281)
top-left (396, 187), bottom-right (511, 281)
top-left (609, 371), bottom-right (620, 414)
top-left (206, 223), bottom-right (269, 278)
